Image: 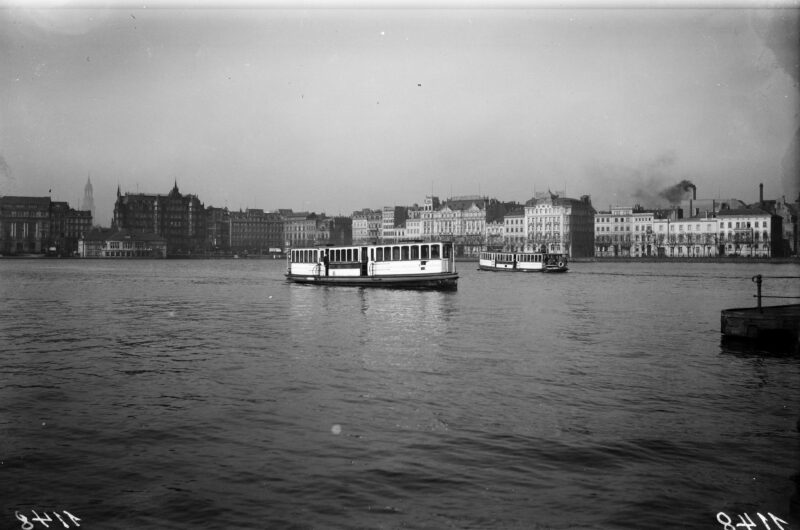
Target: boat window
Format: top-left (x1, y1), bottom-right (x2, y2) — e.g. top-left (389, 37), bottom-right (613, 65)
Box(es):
top-left (348, 249), bottom-right (354, 261)
top-left (401, 246), bottom-right (409, 260)
top-left (376, 247), bottom-right (383, 261)
top-left (443, 244), bottom-right (451, 259)
top-left (421, 245), bottom-right (429, 259)
top-left (411, 245), bottom-right (419, 260)
top-left (370, 248), bottom-right (375, 261)
top-left (384, 246), bottom-right (391, 260)
top-left (431, 244), bottom-right (440, 259)
top-left (392, 246), bottom-right (400, 260)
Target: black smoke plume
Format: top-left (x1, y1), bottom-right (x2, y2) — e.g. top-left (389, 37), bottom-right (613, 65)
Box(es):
top-left (659, 179), bottom-right (695, 204)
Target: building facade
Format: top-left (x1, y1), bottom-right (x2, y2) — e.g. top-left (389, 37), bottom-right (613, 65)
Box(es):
top-left (79, 228), bottom-right (167, 258)
top-left (112, 182), bottom-right (206, 256)
top-left (229, 208), bottom-right (284, 254)
top-left (351, 208), bottom-right (382, 244)
top-left (0, 196), bottom-right (92, 256)
top-left (525, 193), bottom-right (596, 257)
top-left (717, 207), bottom-right (782, 257)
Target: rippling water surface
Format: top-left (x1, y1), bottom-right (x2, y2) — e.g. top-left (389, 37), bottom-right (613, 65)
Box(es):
top-left (1, 259), bottom-right (799, 529)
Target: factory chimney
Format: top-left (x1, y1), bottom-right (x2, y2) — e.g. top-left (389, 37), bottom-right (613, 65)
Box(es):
top-left (759, 183), bottom-right (763, 206)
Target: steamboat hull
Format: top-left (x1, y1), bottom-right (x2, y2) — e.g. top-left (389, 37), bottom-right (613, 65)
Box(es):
top-left (286, 272), bottom-right (458, 290)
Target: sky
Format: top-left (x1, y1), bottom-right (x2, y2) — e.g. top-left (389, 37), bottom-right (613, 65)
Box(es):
top-left (0, 2), bottom-right (798, 226)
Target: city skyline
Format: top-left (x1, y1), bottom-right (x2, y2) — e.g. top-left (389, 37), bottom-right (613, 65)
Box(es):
top-left (1, 3), bottom-right (798, 225)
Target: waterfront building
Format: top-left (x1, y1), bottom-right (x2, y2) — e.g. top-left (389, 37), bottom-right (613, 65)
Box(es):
top-left (525, 192), bottom-right (596, 258)
top-left (0, 196), bottom-right (51, 254)
top-left (206, 206), bottom-right (230, 254)
top-left (420, 196), bottom-right (440, 240)
top-left (283, 211), bottom-right (318, 248)
top-left (594, 206), bottom-right (657, 257)
top-left (50, 201), bottom-right (94, 256)
top-left (78, 228), bottom-right (166, 258)
top-left (0, 196), bottom-right (92, 256)
top-left (381, 206), bottom-right (410, 243)
top-left (315, 215), bottom-right (353, 247)
top-left (229, 208), bottom-right (283, 255)
top-left (653, 215), bottom-right (721, 258)
top-left (485, 219), bottom-right (504, 249)
top-left (112, 182), bottom-right (206, 256)
top-left (351, 208), bottom-right (382, 244)
top-left (717, 206), bottom-right (782, 257)
top-left (405, 207), bottom-right (422, 240)
top-left (504, 208), bottom-right (525, 251)
top-left (773, 195), bottom-right (799, 256)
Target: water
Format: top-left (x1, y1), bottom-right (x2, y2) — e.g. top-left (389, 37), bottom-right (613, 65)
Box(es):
top-left (1, 259), bottom-right (798, 529)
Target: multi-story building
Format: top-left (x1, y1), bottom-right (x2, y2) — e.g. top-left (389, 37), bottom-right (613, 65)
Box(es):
top-left (351, 208), bottom-right (382, 244)
top-left (717, 206), bottom-right (782, 257)
top-left (525, 192), bottom-right (595, 257)
top-left (594, 206), bottom-right (657, 257)
top-left (653, 215), bottom-right (720, 258)
top-left (0, 196), bottom-right (51, 254)
top-left (318, 216), bottom-right (353, 246)
top-left (50, 201), bottom-right (93, 255)
top-left (773, 195), bottom-right (799, 256)
top-left (206, 206), bottom-right (230, 253)
top-left (381, 206), bottom-right (409, 243)
top-left (0, 196), bottom-right (92, 256)
top-left (229, 208), bottom-right (283, 254)
top-left (420, 196), bottom-right (440, 240)
top-left (504, 208), bottom-right (526, 251)
top-left (112, 182), bottom-right (206, 256)
top-left (283, 211), bottom-right (319, 248)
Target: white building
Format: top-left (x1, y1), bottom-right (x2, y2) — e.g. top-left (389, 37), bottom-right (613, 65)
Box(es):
top-left (717, 207), bottom-right (781, 257)
top-left (525, 193), bottom-right (596, 257)
top-left (653, 216), bottom-right (720, 258)
top-left (594, 206), bottom-right (657, 257)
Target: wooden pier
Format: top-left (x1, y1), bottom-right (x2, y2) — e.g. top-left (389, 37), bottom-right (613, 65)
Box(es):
top-left (721, 275), bottom-right (800, 352)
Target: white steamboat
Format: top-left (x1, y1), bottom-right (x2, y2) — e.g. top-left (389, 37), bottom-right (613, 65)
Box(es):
top-left (287, 241), bottom-right (458, 290)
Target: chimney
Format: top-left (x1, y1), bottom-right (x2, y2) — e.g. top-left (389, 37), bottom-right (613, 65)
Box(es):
top-left (759, 183), bottom-right (763, 205)
top-left (693, 185), bottom-right (696, 200)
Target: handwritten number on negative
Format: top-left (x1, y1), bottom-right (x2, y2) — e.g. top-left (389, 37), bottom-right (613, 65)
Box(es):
top-left (30, 511), bottom-right (52, 528)
top-left (717, 511), bottom-right (789, 530)
top-left (14, 511), bottom-right (80, 529)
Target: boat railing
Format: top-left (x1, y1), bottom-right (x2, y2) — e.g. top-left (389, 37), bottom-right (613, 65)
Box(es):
top-left (751, 274), bottom-right (800, 311)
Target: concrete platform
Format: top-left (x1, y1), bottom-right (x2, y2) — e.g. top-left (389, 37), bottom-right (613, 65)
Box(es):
top-left (721, 303), bottom-right (800, 351)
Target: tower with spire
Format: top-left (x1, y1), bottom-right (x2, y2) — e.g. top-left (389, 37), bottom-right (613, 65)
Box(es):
top-left (81, 174), bottom-right (95, 222)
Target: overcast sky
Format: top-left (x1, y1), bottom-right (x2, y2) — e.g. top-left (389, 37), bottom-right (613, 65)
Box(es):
top-left (1, 2), bottom-right (798, 225)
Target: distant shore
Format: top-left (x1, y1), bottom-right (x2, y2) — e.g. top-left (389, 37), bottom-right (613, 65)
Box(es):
top-left (569, 256), bottom-right (800, 264)
top-left (455, 256), bottom-right (799, 265)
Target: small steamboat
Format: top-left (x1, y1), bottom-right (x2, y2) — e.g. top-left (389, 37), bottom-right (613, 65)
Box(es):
top-left (478, 251), bottom-right (568, 273)
top-left (286, 241), bottom-right (458, 290)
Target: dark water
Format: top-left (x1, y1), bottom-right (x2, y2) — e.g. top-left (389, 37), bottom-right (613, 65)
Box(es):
top-left (1, 259), bottom-right (798, 530)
